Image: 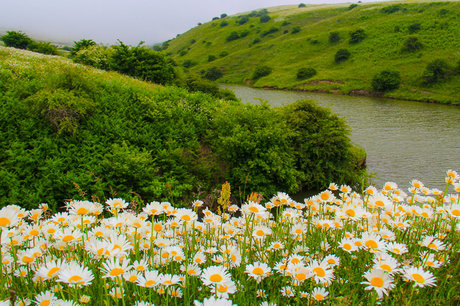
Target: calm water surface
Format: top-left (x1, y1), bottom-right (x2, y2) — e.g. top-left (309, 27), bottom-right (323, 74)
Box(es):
top-left (224, 85), bottom-right (460, 190)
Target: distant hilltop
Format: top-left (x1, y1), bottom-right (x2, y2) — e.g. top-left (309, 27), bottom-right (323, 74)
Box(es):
top-left (165, 0), bottom-right (460, 104)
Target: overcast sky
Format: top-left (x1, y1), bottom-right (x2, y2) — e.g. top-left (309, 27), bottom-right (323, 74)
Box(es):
top-left (0, 0), bottom-right (389, 45)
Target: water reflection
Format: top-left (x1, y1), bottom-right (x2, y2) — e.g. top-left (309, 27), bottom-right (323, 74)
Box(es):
top-left (223, 85), bottom-right (460, 190)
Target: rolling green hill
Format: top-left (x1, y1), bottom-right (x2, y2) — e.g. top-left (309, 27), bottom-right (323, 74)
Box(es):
top-left (166, 0), bottom-right (460, 104)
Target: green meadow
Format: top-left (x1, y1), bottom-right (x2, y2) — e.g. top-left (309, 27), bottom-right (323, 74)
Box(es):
top-left (166, 0), bottom-right (460, 104)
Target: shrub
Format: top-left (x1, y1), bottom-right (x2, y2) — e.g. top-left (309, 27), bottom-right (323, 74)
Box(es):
top-left (408, 23), bottom-right (421, 34)
top-left (299, 3), bottom-right (306, 8)
top-left (226, 31), bottom-right (240, 42)
top-left (30, 41), bottom-right (58, 55)
top-left (348, 4), bottom-right (358, 10)
top-left (1, 31), bottom-right (33, 49)
top-left (381, 4), bottom-right (402, 14)
top-left (335, 49), bottom-right (351, 63)
top-left (262, 27), bottom-right (279, 37)
top-left (371, 70), bottom-right (401, 92)
top-left (238, 16), bottom-right (249, 25)
top-left (260, 15), bottom-right (271, 23)
top-left (220, 13), bottom-right (227, 18)
top-left (297, 67), bottom-right (317, 80)
top-left (212, 17), bottom-right (219, 21)
top-left (240, 30), bottom-right (250, 38)
top-left (207, 55), bottom-right (217, 62)
top-left (402, 36), bottom-right (423, 52)
top-left (252, 38), bottom-right (261, 44)
top-left (219, 51), bottom-right (229, 57)
top-left (329, 31), bottom-right (341, 43)
top-left (252, 65), bottom-right (272, 80)
top-left (73, 45), bottom-right (113, 70)
top-left (70, 39), bottom-right (96, 57)
top-left (109, 41), bottom-right (176, 85)
top-left (349, 29), bottom-right (366, 44)
top-left (182, 59), bottom-right (197, 68)
top-left (291, 26), bottom-right (301, 34)
top-left (204, 67), bottom-right (223, 81)
top-left (220, 21), bottom-right (228, 27)
top-left (422, 59), bottom-right (452, 85)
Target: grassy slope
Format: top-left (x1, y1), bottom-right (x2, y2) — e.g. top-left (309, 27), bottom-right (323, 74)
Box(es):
top-left (167, 0), bottom-right (460, 104)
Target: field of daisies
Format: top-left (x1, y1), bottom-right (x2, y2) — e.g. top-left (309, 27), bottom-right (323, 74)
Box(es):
top-left (0, 170), bottom-right (459, 306)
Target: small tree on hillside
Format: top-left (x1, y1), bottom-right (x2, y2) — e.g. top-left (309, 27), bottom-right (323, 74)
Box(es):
top-left (1, 31), bottom-right (33, 49)
top-left (329, 31), bottom-right (341, 43)
top-left (372, 70), bottom-right (401, 92)
top-left (422, 59), bottom-right (452, 85)
top-left (335, 49), bottom-right (351, 63)
top-left (70, 39), bottom-right (96, 57)
top-left (252, 66), bottom-right (272, 80)
top-left (349, 29), bottom-right (366, 44)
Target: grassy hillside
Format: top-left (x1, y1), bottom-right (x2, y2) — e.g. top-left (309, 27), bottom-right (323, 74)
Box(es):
top-left (0, 46), bottom-right (365, 209)
top-left (166, 0), bottom-right (460, 104)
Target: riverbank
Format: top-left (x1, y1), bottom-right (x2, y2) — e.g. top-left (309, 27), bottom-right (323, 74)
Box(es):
top-left (248, 83), bottom-right (459, 106)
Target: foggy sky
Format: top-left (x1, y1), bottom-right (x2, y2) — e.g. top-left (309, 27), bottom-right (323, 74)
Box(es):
top-left (0, 0), bottom-right (389, 45)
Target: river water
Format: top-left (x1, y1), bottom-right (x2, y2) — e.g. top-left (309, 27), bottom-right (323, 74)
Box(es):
top-left (223, 85), bottom-right (460, 191)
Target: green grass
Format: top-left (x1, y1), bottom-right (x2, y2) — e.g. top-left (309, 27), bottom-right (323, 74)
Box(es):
top-left (167, 0), bottom-right (460, 104)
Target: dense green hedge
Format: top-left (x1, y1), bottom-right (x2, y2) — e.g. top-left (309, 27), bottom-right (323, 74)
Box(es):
top-left (0, 48), bottom-right (365, 209)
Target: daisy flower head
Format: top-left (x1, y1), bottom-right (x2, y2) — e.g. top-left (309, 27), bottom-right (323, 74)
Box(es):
top-left (194, 296), bottom-right (236, 306)
top-left (106, 198), bottom-right (129, 212)
top-left (211, 279), bottom-right (237, 299)
top-left (308, 260), bottom-right (334, 284)
top-left (311, 287), bottom-right (329, 301)
top-left (201, 265), bottom-right (232, 287)
top-left (0, 206), bottom-right (20, 228)
top-left (58, 262), bottom-right (94, 286)
top-left (280, 286), bottom-right (295, 297)
top-left (361, 269), bottom-right (394, 299)
top-left (100, 257), bottom-right (131, 279)
top-left (245, 262), bottom-right (272, 283)
top-left (137, 270), bottom-right (162, 288)
top-left (241, 201), bottom-right (267, 216)
top-left (34, 290), bottom-right (57, 306)
top-left (403, 266), bottom-right (436, 288)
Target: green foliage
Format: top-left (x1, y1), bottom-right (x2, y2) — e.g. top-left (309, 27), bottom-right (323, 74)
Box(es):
top-left (296, 67), bottom-right (317, 80)
top-left (221, 13), bottom-right (228, 18)
top-left (298, 3), bottom-right (306, 8)
top-left (238, 16), bottom-right (249, 25)
top-left (73, 45), bottom-right (113, 70)
top-left (30, 41), bottom-right (58, 55)
top-left (203, 66), bottom-right (223, 81)
top-left (335, 48), bottom-right (351, 63)
top-left (349, 4), bottom-right (358, 10)
top-left (262, 27), bottom-right (279, 37)
top-left (226, 31), bottom-right (240, 42)
top-left (371, 70), bottom-right (401, 92)
top-left (291, 26), bottom-right (301, 34)
top-left (422, 59), bottom-right (452, 85)
top-left (182, 59), bottom-right (197, 68)
top-left (108, 41), bottom-right (176, 85)
top-left (252, 66), bottom-right (272, 80)
top-left (408, 23), bottom-right (421, 34)
top-left (329, 31), bottom-right (341, 43)
top-left (220, 21), bottom-right (229, 27)
top-left (279, 100), bottom-right (364, 190)
top-left (402, 36), bottom-right (423, 52)
top-left (260, 15), bottom-right (271, 23)
top-left (0, 31), bottom-right (33, 49)
top-left (219, 51), bottom-right (229, 57)
top-left (381, 4), bottom-right (403, 14)
top-left (349, 29), bottom-right (366, 44)
top-left (70, 39), bottom-right (96, 57)
top-left (207, 54), bottom-right (217, 62)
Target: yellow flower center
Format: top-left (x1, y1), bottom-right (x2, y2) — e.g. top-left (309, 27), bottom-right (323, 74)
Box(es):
top-left (110, 268), bottom-right (124, 276)
top-left (371, 276), bottom-right (384, 287)
top-left (412, 273), bottom-right (425, 283)
top-left (47, 267), bottom-right (60, 277)
top-left (313, 267), bottom-right (326, 277)
top-left (253, 267), bottom-right (264, 275)
top-left (365, 240), bottom-right (378, 249)
top-left (0, 217), bottom-right (11, 227)
top-left (315, 294), bottom-right (324, 301)
top-left (77, 207), bottom-right (89, 215)
top-left (295, 272), bottom-right (307, 281)
top-left (210, 274), bottom-right (223, 282)
top-left (380, 264), bottom-right (392, 272)
top-left (68, 275), bottom-right (83, 283)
